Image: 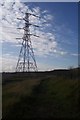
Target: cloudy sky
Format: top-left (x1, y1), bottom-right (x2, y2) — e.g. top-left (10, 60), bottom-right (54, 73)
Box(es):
top-left (0, 0), bottom-right (78, 72)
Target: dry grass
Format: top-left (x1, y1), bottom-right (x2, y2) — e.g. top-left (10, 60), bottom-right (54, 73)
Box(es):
top-left (3, 78), bottom-right (40, 117)
top-left (2, 69), bottom-right (80, 119)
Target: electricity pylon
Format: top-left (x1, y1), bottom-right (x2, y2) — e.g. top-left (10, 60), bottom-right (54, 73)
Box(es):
top-left (16, 12), bottom-right (39, 72)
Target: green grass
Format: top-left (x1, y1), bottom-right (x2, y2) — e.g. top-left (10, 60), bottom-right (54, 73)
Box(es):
top-left (2, 70), bottom-right (80, 119)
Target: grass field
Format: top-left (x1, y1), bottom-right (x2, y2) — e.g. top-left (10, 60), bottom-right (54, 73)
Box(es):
top-left (2, 68), bottom-right (80, 119)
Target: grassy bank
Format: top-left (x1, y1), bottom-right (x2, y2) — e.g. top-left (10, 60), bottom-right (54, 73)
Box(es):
top-left (2, 68), bottom-right (80, 119)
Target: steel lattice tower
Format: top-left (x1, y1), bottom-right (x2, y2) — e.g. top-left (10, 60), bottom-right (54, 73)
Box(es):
top-left (16, 12), bottom-right (38, 72)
